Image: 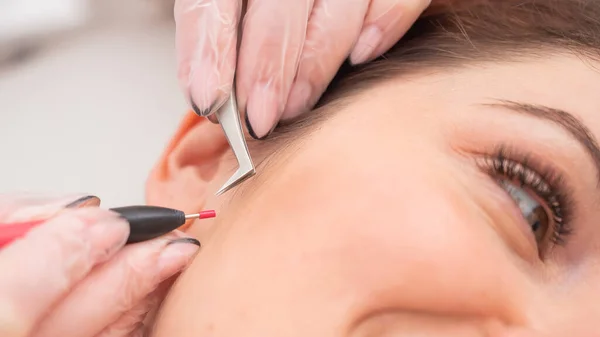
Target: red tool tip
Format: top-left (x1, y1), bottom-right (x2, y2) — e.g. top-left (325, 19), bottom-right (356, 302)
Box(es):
top-left (198, 210), bottom-right (216, 219)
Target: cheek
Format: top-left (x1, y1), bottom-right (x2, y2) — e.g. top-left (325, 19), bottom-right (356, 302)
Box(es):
top-left (202, 145), bottom-right (528, 325)
top-left (293, 154), bottom-right (530, 323)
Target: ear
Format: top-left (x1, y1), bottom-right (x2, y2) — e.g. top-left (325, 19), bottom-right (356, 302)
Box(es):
top-left (146, 111), bottom-right (228, 226)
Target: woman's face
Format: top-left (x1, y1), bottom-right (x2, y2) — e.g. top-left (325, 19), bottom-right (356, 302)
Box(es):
top-left (150, 55), bottom-right (600, 336)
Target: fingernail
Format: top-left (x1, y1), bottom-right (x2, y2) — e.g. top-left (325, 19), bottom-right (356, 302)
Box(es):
top-left (167, 237), bottom-right (201, 247)
top-left (246, 84), bottom-right (281, 139)
top-left (350, 25), bottom-right (383, 65)
top-left (158, 238), bottom-right (201, 275)
top-left (191, 94), bottom-right (229, 118)
top-left (65, 195), bottom-right (101, 209)
top-left (86, 212), bottom-right (130, 261)
top-left (282, 81), bottom-right (313, 120)
top-left (191, 99), bottom-right (213, 117)
top-left (245, 113), bottom-right (260, 140)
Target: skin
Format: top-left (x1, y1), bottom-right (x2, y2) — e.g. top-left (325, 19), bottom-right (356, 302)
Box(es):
top-left (146, 55), bottom-right (600, 336)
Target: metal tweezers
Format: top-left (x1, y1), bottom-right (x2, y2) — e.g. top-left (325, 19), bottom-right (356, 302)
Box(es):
top-left (213, 89), bottom-right (256, 195)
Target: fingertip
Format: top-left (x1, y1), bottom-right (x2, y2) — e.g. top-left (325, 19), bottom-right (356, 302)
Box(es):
top-left (190, 99), bottom-right (212, 117)
top-left (245, 84), bottom-right (281, 139)
top-left (157, 237), bottom-right (201, 278)
top-left (191, 92), bottom-right (230, 119)
top-left (188, 62), bottom-right (233, 117)
top-left (349, 24), bottom-right (384, 65)
top-left (282, 80), bottom-right (314, 120)
top-left (355, 0), bottom-right (432, 65)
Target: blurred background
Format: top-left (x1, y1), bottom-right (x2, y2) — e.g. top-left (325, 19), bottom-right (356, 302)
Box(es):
top-left (0, 0), bottom-right (186, 207)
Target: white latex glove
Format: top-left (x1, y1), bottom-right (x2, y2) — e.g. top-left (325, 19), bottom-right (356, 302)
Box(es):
top-left (0, 194), bottom-right (200, 337)
top-left (175, 0), bottom-right (432, 139)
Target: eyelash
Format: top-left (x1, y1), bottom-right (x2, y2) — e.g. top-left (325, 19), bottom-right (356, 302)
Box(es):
top-left (476, 146), bottom-right (575, 246)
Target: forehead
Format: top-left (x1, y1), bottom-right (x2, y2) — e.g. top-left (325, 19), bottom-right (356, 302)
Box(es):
top-left (357, 55), bottom-right (600, 136)
top-left (448, 56), bottom-right (600, 111)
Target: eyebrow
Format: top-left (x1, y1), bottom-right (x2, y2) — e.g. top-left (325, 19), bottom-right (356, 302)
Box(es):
top-left (486, 100), bottom-right (600, 181)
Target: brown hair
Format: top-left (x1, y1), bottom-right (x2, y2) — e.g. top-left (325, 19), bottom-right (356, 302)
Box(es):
top-left (249, 0), bottom-right (600, 156)
top-left (316, 0), bottom-right (600, 108)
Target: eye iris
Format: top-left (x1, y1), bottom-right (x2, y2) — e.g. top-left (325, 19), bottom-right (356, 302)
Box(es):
top-left (527, 205), bottom-right (549, 243)
top-left (498, 179), bottom-right (551, 244)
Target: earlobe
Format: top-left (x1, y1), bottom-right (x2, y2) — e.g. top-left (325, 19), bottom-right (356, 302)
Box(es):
top-left (146, 111), bottom-right (229, 226)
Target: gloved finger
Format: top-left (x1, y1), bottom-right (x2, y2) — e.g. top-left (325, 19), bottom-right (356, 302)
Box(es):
top-left (33, 232), bottom-right (200, 337)
top-left (349, 0), bottom-right (432, 65)
top-left (93, 296), bottom-right (154, 337)
top-left (175, 0), bottom-right (242, 117)
top-left (281, 0), bottom-right (370, 120)
top-left (0, 207), bottom-right (129, 337)
top-left (237, 0), bottom-right (315, 139)
top-left (0, 194), bottom-right (99, 223)
top-left (94, 276), bottom-right (178, 337)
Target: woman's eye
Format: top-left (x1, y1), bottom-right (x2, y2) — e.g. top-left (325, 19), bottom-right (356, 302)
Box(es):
top-left (498, 179), bottom-right (551, 245)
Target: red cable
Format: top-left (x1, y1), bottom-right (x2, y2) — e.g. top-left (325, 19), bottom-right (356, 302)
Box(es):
top-left (0, 209), bottom-right (217, 249)
top-left (0, 219), bottom-right (46, 248)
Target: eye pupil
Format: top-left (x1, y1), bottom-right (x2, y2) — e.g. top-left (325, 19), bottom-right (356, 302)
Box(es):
top-left (528, 206), bottom-right (549, 243)
top-left (531, 220), bottom-right (540, 232)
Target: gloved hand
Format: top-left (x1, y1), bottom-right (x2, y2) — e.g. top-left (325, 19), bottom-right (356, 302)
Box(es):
top-left (175, 0), bottom-right (432, 139)
top-left (0, 194), bottom-right (200, 337)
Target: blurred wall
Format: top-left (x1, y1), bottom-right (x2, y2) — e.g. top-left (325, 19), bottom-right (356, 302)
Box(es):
top-left (0, 0), bottom-right (187, 207)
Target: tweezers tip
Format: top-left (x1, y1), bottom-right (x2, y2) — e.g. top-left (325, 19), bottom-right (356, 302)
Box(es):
top-left (215, 168), bottom-right (256, 196)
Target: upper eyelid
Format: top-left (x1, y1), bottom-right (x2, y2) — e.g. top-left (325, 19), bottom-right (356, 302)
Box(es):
top-left (480, 100), bottom-right (600, 185)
